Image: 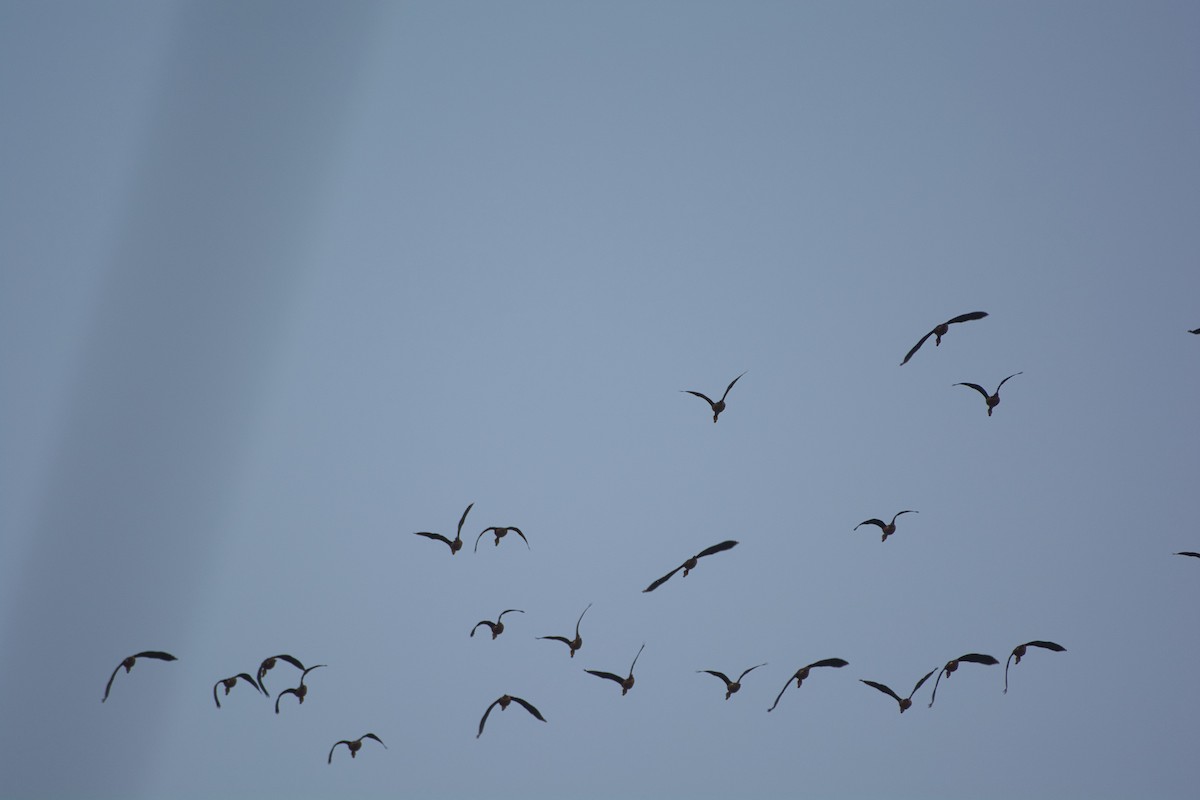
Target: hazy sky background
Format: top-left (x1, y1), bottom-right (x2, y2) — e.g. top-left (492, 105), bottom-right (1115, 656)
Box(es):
top-left (2, 2), bottom-right (1198, 798)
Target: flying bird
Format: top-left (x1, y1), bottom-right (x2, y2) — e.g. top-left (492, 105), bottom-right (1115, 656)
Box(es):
top-left (697, 663), bottom-right (767, 700)
top-left (854, 510), bottom-right (917, 542)
top-left (1189, 329), bottom-right (1200, 334)
top-left (328, 733), bottom-right (386, 764)
top-left (213, 673), bottom-right (262, 708)
top-left (477, 695), bottom-right (547, 738)
top-left (412, 502), bottom-right (473, 555)
top-left (767, 658), bottom-right (849, 713)
top-left (1175, 551), bottom-right (1200, 559)
top-left (1004, 640), bottom-right (1066, 693)
top-left (537, 603), bottom-right (592, 658)
top-left (900, 311), bottom-right (989, 365)
top-left (475, 525), bottom-right (530, 551)
top-left (471, 609), bottom-right (525, 640)
top-left (928, 653), bottom-right (999, 708)
top-left (256, 654), bottom-right (307, 696)
top-left (954, 372), bottom-right (1022, 417)
top-left (102, 651), bottom-right (177, 703)
top-left (682, 371), bottom-right (747, 423)
top-left (585, 643), bottom-right (645, 696)
top-left (643, 540), bottom-right (739, 593)
top-left (275, 664), bottom-right (326, 714)
top-left (859, 669), bottom-right (938, 713)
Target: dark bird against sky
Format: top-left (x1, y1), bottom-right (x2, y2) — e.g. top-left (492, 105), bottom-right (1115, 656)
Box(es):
top-left (767, 658), bottom-right (849, 713)
top-left (860, 669), bottom-right (938, 713)
top-left (900, 311), bottom-right (989, 365)
top-left (475, 525), bottom-right (529, 552)
top-left (955, 372), bottom-right (1022, 417)
top-left (471, 609), bottom-right (525, 640)
top-left (256, 654), bottom-right (307, 697)
top-left (102, 651), bottom-right (177, 703)
top-left (412, 502), bottom-right (473, 555)
top-left (697, 663), bottom-right (767, 700)
top-left (274, 664), bottom-right (326, 714)
top-left (212, 673), bottom-right (262, 709)
top-left (643, 540), bottom-right (739, 593)
top-left (682, 371), bottom-right (747, 423)
top-left (477, 695), bottom-right (547, 738)
top-left (537, 603), bottom-right (592, 658)
top-left (928, 653), bottom-right (999, 708)
top-left (328, 733), bottom-right (386, 764)
top-left (585, 643), bottom-right (645, 696)
top-left (854, 510), bottom-right (917, 542)
top-left (1004, 641), bottom-right (1066, 694)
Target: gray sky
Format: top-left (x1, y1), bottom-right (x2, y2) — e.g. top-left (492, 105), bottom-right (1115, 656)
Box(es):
top-left (2, 2), bottom-right (1198, 798)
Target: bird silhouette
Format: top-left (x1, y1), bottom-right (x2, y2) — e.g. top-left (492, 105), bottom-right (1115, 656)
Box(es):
top-left (854, 510), bottom-right (917, 542)
top-left (767, 658), bottom-right (849, 712)
top-left (1190, 328), bottom-right (1200, 334)
top-left (412, 502), bottom-right (473, 555)
top-left (954, 372), bottom-right (1022, 417)
top-left (471, 609), bottom-right (525, 640)
top-left (1004, 640), bottom-right (1066, 693)
top-left (697, 663), bottom-right (767, 700)
top-left (900, 311), bottom-right (989, 365)
top-left (102, 651), bottom-right (177, 703)
top-left (643, 540), bottom-right (739, 593)
top-left (585, 643), bottom-right (645, 696)
top-left (475, 526), bottom-right (530, 551)
top-left (212, 673), bottom-right (262, 708)
top-left (477, 695), bottom-right (547, 738)
top-left (682, 371), bottom-right (747, 423)
top-left (928, 653), bottom-right (999, 707)
top-left (256, 654), bottom-right (307, 697)
top-left (1175, 551), bottom-right (1200, 559)
top-left (537, 603), bottom-right (592, 658)
top-left (328, 733), bottom-right (386, 764)
top-left (859, 669), bottom-right (938, 713)
top-left (275, 665), bottom-right (326, 714)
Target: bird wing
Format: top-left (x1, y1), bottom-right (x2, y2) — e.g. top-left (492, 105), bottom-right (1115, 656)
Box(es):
top-left (720, 371), bottom-right (747, 403)
top-left (498, 609), bottom-right (525, 621)
top-left (470, 621), bottom-right (496, 638)
top-left (275, 687), bottom-right (298, 714)
top-left (412, 531), bottom-right (452, 547)
top-left (102, 662), bottom-right (123, 703)
top-left (900, 330), bottom-right (936, 365)
top-left (860, 680), bottom-right (902, 703)
top-left (855, 519), bottom-right (886, 531)
top-left (767, 678), bottom-right (791, 712)
top-left (362, 733), bottom-right (386, 748)
top-left (510, 696), bottom-right (546, 722)
top-left (891, 510), bottom-right (917, 524)
top-left (928, 668), bottom-right (947, 707)
top-left (737, 663), bottom-right (767, 682)
top-left (909, 668), bottom-right (938, 698)
top-left (643, 564), bottom-right (684, 593)
top-left (477, 698), bottom-right (502, 737)
top-left (1190, 329), bottom-right (1200, 334)
top-left (995, 371), bottom-right (1023, 391)
top-left (235, 673), bottom-right (262, 694)
top-left (585, 669), bottom-right (626, 685)
top-left (695, 540), bottom-right (739, 559)
top-left (944, 311), bottom-right (988, 326)
top-left (805, 658), bottom-right (849, 670)
top-left (575, 603), bottom-right (593, 637)
top-left (956, 653), bottom-right (999, 665)
top-left (474, 528), bottom-right (493, 552)
top-left (1025, 640), bottom-right (1066, 653)
top-left (538, 635), bottom-right (571, 646)
top-left (1004, 652), bottom-right (1015, 694)
top-left (699, 670), bottom-right (733, 687)
top-left (629, 643), bottom-right (646, 674)
top-left (509, 527), bottom-right (531, 549)
top-left (328, 740), bottom-right (350, 764)
top-left (213, 680), bottom-right (223, 709)
top-left (954, 382), bottom-right (990, 399)
top-left (682, 389), bottom-right (716, 407)
top-left (133, 651), bottom-right (177, 662)
top-left (1176, 551), bottom-right (1200, 558)
top-left (457, 503), bottom-right (474, 538)
top-left (257, 654), bottom-right (305, 693)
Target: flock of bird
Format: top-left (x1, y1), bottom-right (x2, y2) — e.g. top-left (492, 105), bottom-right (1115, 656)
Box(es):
top-left (102, 312), bottom-right (1200, 766)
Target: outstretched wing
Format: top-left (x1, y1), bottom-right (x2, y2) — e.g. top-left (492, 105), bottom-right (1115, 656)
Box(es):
top-left (538, 635), bottom-right (571, 646)
top-left (132, 651), bottom-right (177, 662)
top-left (900, 329), bottom-right (936, 366)
top-left (891, 510), bottom-right (917, 524)
top-left (928, 668), bottom-right (947, 708)
top-left (1190, 328), bottom-right (1200, 334)
top-left (855, 519), bottom-right (886, 531)
top-left (643, 564), bottom-right (684, 593)
top-left (585, 669), bottom-right (626, 685)
top-left (474, 528), bottom-right (494, 552)
top-left (629, 643), bottom-right (646, 674)
top-left (804, 658), bottom-right (849, 670)
top-left (257, 654), bottom-right (305, 694)
top-left (1175, 551), bottom-right (1200, 558)
top-left (767, 678), bottom-right (791, 712)
top-left (995, 371), bottom-right (1023, 391)
top-left (698, 670), bottom-right (733, 687)
top-left (720, 371), bottom-right (747, 403)
top-left (361, 733), bottom-right (386, 748)
top-left (328, 740), bottom-right (350, 764)
top-left (275, 687), bottom-right (299, 714)
top-left (510, 696), bottom-right (546, 723)
top-left (497, 609), bottom-right (525, 621)
top-left (102, 662), bottom-right (123, 703)
top-left (457, 503), bottom-right (474, 538)
top-left (909, 668), bottom-right (938, 698)
top-left (682, 389), bottom-right (716, 407)
top-left (954, 382), bottom-right (991, 399)
top-left (1024, 640), bottom-right (1066, 653)
top-left (477, 698), bottom-right (502, 738)
top-left (509, 527), bottom-right (531, 549)
top-left (737, 663), bottom-right (767, 682)
top-left (956, 653), bottom-right (999, 666)
top-left (860, 679), bottom-right (902, 704)
top-left (213, 680), bottom-right (223, 709)
top-left (412, 530), bottom-right (452, 548)
top-left (470, 621), bottom-right (497, 638)
top-left (945, 311), bottom-right (988, 326)
top-left (695, 540), bottom-right (739, 560)
top-left (575, 603), bottom-right (593, 637)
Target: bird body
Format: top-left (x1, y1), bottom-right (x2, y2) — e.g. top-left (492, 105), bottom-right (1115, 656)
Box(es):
top-left (682, 371), bottom-right (746, 423)
top-left (477, 695), bottom-right (546, 737)
top-left (955, 372), bottom-right (1022, 417)
top-left (643, 540), bottom-right (739, 593)
top-left (767, 658), bottom-right (849, 712)
top-left (412, 502), bottom-right (473, 555)
top-left (328, 733), bottom-right (386, 763)
top-left (900, 312), bottom-right (988, 365)
top-left (102, 651), bottom-right (177, 703)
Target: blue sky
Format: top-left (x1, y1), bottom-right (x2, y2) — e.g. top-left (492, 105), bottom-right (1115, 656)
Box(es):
top-left (2, 2), bottom-right (1198, 798)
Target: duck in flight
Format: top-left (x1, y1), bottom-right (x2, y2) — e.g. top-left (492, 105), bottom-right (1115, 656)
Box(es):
top-left (1004, 640), bottom-right (1065, 693)
top-left (643, 540), bottom-right (738, 593)
top-left (477, 695), bottom-right (546, 738)
top-left (900, 311), bottom-right (988, 365)
top-left (767, 658), bottom-right (849, 712)
top-left (1175, 551), bottom-right (1200, 559)
top-left (682, 371), bottom-right (747, 423)
top-left (537, 603), bottom-right (592, 658)
top-left (954, 372), bottom-right (1022, 417)
top-left (475, 525), bottom-right (530, 551)
top-left (213, 673), bottom-right (262, 708)
top-left (471, 609), bottom-right (525, 640)
top-left (256, 654), bottom-right (308, 696)
top-left (412, 502), bottom-right (473, 555)
top-left (275, 664), bottom-right (326, 714)
top-left (328, 733), bottom-right (386, 763)
top-left (102, 651), bottom-right (177, 703)
top-left (585, 643), bottom-right (645, 696)
top-left (697, 663), bottom-right (767, 700)
top-left (854, 510), bottom-right (917, 542)
top-left (928, 653), bottom-right (998, 707)
top-left (859, 669), bottom-right (938, 713)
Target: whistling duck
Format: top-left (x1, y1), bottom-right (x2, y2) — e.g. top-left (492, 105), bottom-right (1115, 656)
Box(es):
top-left (475, 526), bottom-right (530, 551)
top-left (928, 653), bottom-right (998, 707)
top-left (954, 372), bottom-right (1022, 417)
top-left (1004, 640), bottom-right (1065, 693)
top-left (102, 651), bottom-right (177, 703)
top-left (256, 654), bottom-right (307, 696)
top-left (900, 311), bottom-right (988, 365)
top-left (859, 669), bottom-right (937, 713)
top-left (585, 643), bottom-right (645, 696)
top-left (477, 695), bottom-right (547, 738)
top-left (682, 371), bottom-right (747, 423)
top-left (213, 673), bottom-right (262, 708)
top-left (538, 603), bottom-right (592, 658)
top-left (328, 733), bottom-right (386, 763)
top-left (412, 502), bottom-right (473, 555)
top-left (854, 510), bottom-right (917, 542)
top-left (275, 664), bottom-right (326, 714)
top-left (767, 658), bottom-right (849, 712)
top-left (643, 540), bottom-right (739, 593)
top-left (471, 609), bottom-right (525, 640)
top-left (697, 663), bottom-right (767, 700)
